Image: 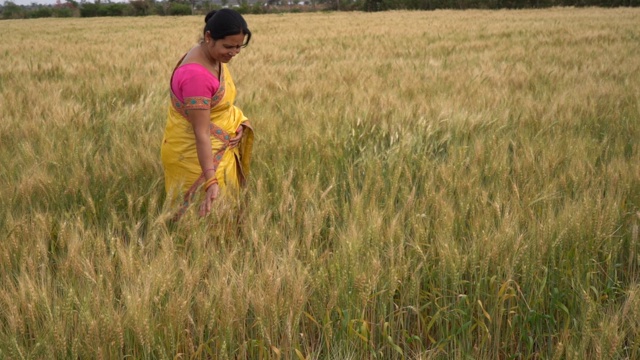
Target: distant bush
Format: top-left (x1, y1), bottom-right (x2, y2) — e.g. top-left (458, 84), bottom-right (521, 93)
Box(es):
top-left (3, 0), bottom-right (640, 21)
top-left (200, 2), bottom-right (222, 13)
top-left (153, 3), bottom-right (167, 15)
top-left (251, 2), bottom-right (267, 13)
top-left (235, 3), bottom-right (249, 13)
top-left (53, 7), bottom-right (74, 17)
top-left (80, 2), bottom-right (99, 17)
top-left (2, 1), bottom-right (25, 19)
top-left (130, 0), bottom-right (150, 16)
top-left (167, 2), bottom-right (192, 15)
top-left (97, 3), bottom-right (129, 16)
top-left (30, 7), bottom-right (53, 18)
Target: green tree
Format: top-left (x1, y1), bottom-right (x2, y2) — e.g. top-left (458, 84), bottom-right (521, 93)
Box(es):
top-left (153, 2), bottom-right (166, 15)
top-left (79, 2), bottom-right (99, 16)
top-left (167, 2), bottom-right (191, 15)
top-left (30, 6), bottom-right (53, 17)
top-left (53, 6), bottom-right (73, 16)
top-left (363, 0), bottom-right (385, 11)
top-left (2, 1), bottom-right (25, 19)
top-left (97, 3), bottom-right (129, 16)
top-left (130, 0), bottom-right (150, 15)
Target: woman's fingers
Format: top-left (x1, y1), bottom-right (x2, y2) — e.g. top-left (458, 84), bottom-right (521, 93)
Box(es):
top-left (199, 197), bottom-right (212, 217)
top-left (199, 184), bottom-right (219, 216)
top-left (229, 126), bottom-right (244, 147)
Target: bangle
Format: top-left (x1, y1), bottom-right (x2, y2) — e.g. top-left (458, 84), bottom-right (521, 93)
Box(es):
top-left (204, 177), bottom-right (218, 192)
top-left (203, 168), bottom-right (216, 174)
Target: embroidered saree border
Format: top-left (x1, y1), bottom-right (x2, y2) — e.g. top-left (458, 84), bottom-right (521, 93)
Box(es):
top-left (171, 123), bottom-right (236, 220)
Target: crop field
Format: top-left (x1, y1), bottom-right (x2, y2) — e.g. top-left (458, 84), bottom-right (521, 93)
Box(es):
top-left (1, 8), bottom-right (639, 359)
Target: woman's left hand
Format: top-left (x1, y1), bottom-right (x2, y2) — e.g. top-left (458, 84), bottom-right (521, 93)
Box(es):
top-left (229, 124), bottom-right (244, 148)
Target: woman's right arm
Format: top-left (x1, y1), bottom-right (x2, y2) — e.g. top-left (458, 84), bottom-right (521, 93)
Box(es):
top-left (189, 109), bottom-right (219, 216)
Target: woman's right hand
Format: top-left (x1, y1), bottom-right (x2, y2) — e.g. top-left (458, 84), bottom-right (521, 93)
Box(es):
top-left (199, 182), bottom-right (220, 217)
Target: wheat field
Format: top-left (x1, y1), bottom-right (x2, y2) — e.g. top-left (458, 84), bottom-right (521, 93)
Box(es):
top-left (1, 8), bottom-right (639, 359)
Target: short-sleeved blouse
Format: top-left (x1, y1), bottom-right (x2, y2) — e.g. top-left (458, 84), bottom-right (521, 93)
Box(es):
top-left (171, 63), bottom-right (220, 107)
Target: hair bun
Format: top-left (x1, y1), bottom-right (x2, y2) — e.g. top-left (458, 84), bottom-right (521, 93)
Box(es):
top-left (205, 10), bottom-right (217, 24)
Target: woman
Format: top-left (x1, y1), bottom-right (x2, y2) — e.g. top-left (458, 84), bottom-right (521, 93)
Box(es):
top-left (161, 9), bottom-right (254, 218)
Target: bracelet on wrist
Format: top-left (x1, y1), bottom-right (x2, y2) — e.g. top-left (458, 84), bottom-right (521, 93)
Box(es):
top-left (204, 177), bottom-right (218, 192)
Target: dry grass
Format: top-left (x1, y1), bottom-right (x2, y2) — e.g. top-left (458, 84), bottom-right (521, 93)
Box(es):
top-left (1, 8), bottom-right (639, 359)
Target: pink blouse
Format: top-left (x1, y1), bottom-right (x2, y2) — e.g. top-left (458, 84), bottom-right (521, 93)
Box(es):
top-left (171, 63), bottom-right (220, 105)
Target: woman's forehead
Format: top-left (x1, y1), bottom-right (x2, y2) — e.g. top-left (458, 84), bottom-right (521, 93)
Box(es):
top-left (221, 33), bottom-right (246, 45)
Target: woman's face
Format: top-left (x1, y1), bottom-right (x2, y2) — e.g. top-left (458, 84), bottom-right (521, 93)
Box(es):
top-left (205, 32), bottom-right (246, 63)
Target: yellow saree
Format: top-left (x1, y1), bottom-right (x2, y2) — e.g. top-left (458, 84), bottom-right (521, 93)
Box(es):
top-left (161, 62), bottom-right (253, 216)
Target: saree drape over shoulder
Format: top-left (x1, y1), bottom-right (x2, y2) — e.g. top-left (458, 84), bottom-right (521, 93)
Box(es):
top-left (161, 62), bottom-right (253, 213)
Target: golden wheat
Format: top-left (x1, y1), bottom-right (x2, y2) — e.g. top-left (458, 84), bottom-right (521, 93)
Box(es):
top-left (1, 8), bottom-right (639, 359)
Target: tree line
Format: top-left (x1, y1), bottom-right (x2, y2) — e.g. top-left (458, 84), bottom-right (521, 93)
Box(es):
top-left (1, 0), bottom-right (638, 20)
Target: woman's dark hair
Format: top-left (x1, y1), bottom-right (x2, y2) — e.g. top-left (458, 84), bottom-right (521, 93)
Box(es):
top-left (204, 9), bottom-right (251, 47)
